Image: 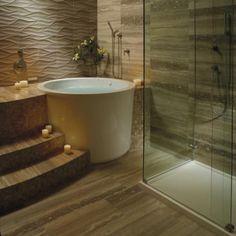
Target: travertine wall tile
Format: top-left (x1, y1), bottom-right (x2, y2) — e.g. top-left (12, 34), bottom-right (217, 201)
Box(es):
top-left (97, 0), bottom-right (143, 81)
top-left (97, 0), bottom-right (144, 152)
top-left (146, 0), bottom-right (236, 174)
top-left (147, 0), bottom-right (193, 157)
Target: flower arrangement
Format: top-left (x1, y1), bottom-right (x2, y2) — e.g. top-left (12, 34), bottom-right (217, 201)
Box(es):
top-left (73, 36), bottom-right (107, 65)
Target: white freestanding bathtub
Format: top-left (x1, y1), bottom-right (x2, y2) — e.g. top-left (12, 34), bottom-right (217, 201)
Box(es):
top-left (38, 77), bottom-right (135, 163)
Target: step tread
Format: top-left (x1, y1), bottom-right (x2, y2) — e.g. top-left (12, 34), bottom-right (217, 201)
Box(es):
top-left (0, 84), bottom-right (45, 103)
top-left (0, 132), bottom-right (63, 156)
top-left (0, 150), bottom-right (86, 189)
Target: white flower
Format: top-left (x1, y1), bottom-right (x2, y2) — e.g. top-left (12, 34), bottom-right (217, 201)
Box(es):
top-left (73, 53), bottom-right (80, 61)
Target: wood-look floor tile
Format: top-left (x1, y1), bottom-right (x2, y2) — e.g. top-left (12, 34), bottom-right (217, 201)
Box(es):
top-left (0, 151), bottom-right (223, 236)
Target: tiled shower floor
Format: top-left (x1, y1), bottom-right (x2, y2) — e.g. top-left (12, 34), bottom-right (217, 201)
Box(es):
top-left (148, 161), bottom-right (236, 228)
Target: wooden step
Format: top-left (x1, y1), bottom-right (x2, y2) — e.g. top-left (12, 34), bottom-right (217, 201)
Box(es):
top-left (0, 84), bottom-right (47, 144)
top-left (0, 132), bottom-right (65, 175)
top-left (0, 150), bottom-right (90, 215)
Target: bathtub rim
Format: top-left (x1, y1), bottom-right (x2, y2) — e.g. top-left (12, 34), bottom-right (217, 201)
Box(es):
top-left (38, 77), bottom-right (135, 96)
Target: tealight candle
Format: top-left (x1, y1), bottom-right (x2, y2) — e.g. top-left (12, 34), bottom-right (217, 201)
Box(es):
top-left (19, 80), bottom-right (29, 88)
top-left (42, 129), bottom-right (49, 138)
top-left (133, 79), bottom-right (142, 86)
top-left (64, 144), bottom-right (72, 155)
top-left (14, 82), bottom-right (21, 90)
top-left (45, 124), bottom-right (53, 134)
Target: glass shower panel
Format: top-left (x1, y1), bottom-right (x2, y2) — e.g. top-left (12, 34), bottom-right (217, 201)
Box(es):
top-left (194, 0), bottom-right (233, 228)
top-left (233, 1), bottom-right (236, 228)
top-left (144, 0), bottom-right (194, 181)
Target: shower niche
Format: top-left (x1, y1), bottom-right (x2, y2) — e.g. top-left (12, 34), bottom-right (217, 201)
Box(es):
top-left (143, 0), bottom-right (235, 232)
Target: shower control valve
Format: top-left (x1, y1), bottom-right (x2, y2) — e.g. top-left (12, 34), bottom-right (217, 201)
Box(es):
top-left (211, 65), bottom-right (220, 73)
top-left (124, 49), bottom-right (130, 56)
top-left (212, 45), bottom-right (219, 52)
top-left (211, 44), bottom-right (222, 56)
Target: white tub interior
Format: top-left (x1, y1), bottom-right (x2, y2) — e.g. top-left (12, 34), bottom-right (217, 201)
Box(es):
top-left (41, 77), bottom-right (134, 94)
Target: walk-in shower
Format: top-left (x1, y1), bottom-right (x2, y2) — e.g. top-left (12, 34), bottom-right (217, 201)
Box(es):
top-left (143, 0), bottom-right (235, 233)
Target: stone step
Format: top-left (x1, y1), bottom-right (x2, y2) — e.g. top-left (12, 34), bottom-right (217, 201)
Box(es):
top-left (0, 84), bottom-right (47, 144)
top-left (0, 132), bottom-right (65, 175)
top-left (0, 150), bottom-right (90, 215)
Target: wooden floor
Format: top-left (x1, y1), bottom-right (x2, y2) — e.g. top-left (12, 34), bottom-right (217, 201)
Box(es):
top-left (0, 151), bottom-right (224, 236)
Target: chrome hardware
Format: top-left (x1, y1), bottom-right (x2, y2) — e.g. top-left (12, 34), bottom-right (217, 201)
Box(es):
top-left (117, 32), bottom-right (122, 38)
top-left (124, 49), bottom-right (130, 56)
top-left (189, 143), bottom-right (198, 150)
top-left (211, 64), bottom-right (220, 73)
top-left (225, 224), bottom-right (235, 233)
top-left (224, 12), bottom-right (232, 36)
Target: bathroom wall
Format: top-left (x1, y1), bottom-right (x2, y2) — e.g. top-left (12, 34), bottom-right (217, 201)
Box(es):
top-left (0, 0), bottom-right (97, 86)
top-left (148, 0), bottom-right (193, 158)
top-left (192, 0), bottom-right (236, 172)
top-left (97, 0), bottom-right (143, 81)
top-left (97, 0), bottom-right (144, 152)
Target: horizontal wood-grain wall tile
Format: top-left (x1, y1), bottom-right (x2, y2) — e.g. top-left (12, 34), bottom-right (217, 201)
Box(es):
top-left (148, 0), bottom-right (194, 157)
top-left (193, 1), bottom-right (235, 168)
top-left (146, 0), bottom-right (236, 175)
top-left (97, 0), bottom-right (143, 81)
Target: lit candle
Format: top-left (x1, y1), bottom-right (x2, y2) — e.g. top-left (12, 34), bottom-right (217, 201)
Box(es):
top-left (64, 144), bottom-right (72, 154)
top-left (133, 79), bottom-right (142, 86)
top-left (42, 129), bottom-right (49, 138)
top-left (19, 80), bottom-right (29, 88)
top-left (14, 82), bottom-right (21, 90)
top-left (45, 124), bottom-right (53, 134)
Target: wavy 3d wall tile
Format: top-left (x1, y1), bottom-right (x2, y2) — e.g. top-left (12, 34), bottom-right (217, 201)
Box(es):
top-left (0, 0), bottom-right (97, 86)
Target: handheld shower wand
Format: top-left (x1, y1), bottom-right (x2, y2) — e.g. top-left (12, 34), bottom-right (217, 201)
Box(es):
top-left (107, 21), bottom-right (119, 77)
top-left (107, 21), bottom-right (119, 37)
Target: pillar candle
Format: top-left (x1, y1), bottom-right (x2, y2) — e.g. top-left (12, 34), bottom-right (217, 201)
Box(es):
top-left (64, 144), bottom-right (72, 154)
top-left (45, 124), bottom-right (53, 134)
top-left (42, 129), bottom-right (49, 138)
top-left (133, 79), bottom-right (142, 86)
top-left (14, 82), bottom-right (21, 90)
top-left (19, 80), bottom-right (29, 88)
